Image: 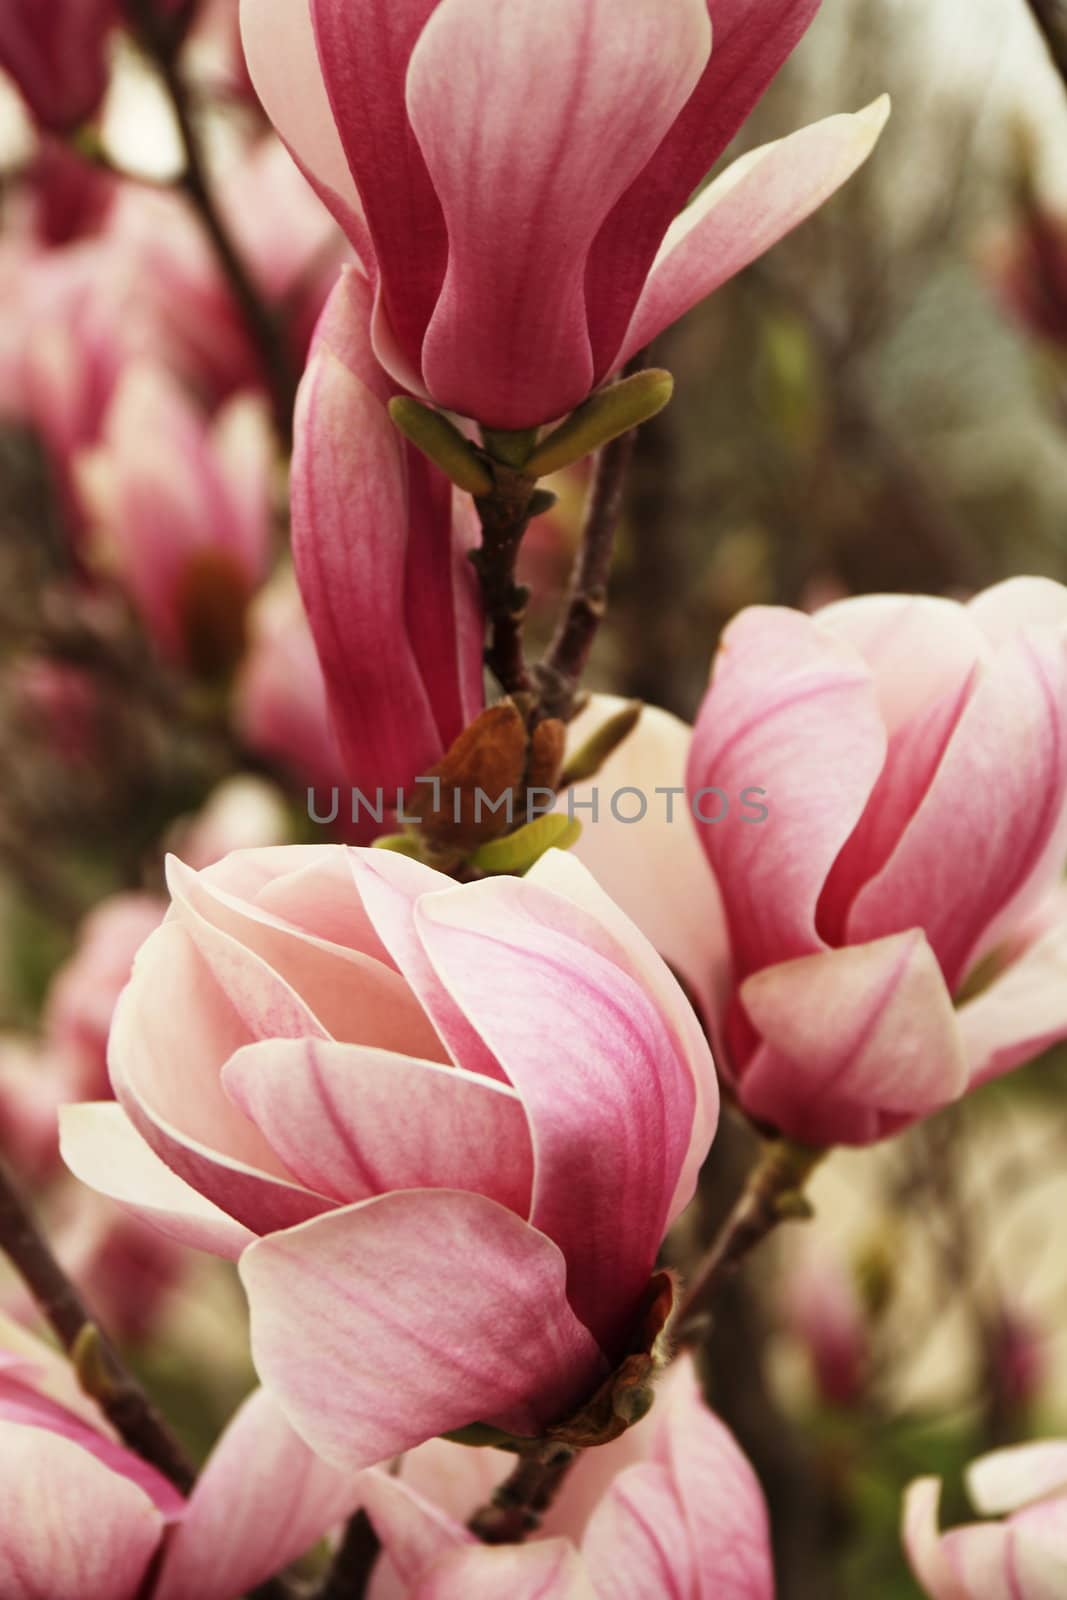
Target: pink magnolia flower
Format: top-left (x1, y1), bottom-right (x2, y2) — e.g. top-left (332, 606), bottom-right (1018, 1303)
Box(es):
top-left (235, 572), bottom-right (350, 801)
top-left (353, 1355), bottom-right (773, 1598)
top-left (45, 892), bottom-right (166, 1100)
top-left (77, 365), bottom-right (272, 674)
top-left (240, 0), bottom-right (888, 429)
top-left (0, 0), bottom-right (116, 133)
top-left (292, 267), bottom-right (484, 817)
top-left (0, 1316), bottom-right (366, 1600)
top-left (567, 582), bottom-right (1067, 1146)
top-left (904, 1440), bottom-right (1067, 1599)
top-left (780, 1236), bottom-right (868, 1409)
top-left (61, 844), bottom-right (717, 1469)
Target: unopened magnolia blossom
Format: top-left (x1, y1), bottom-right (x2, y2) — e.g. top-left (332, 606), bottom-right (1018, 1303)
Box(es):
top-left (905, 1440), bottom-right (1067, 1598)
top-left (61, 844), bottom-right (718, 1468)
top-left (240, 0), bottom-right (887, 428)
top-left (570, 579), bottom-right (1067, 1145)
top-left (0, 1315), bottom-right (366, 1600)
top-left (77, 366), bottom-right (272, 674)
top-left (292, 267), bottom-right (484, 812)
top-left (0, 0), bottom-right (116, 133)
top-left (355, 1356), bottom-right (773, 1599)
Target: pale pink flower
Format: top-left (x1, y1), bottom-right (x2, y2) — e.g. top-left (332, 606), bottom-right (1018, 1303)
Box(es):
top-left (45, 893), bottom-right (166, 1100)
top-left (292, 267), bottom-right (484, 812)
top-left (780, 1236), bottom-right (868, 1408)
top-left (353, 1355), bottom-right (773, 1599)
top-left (61, 845), bottom-right (717, 1469)
top-left (904, 1441), bottom-right (1067, 1599)
top-left (240, 0), bottom-right (888, 429)
top-left (0, 0), bottom-right (116, 134)
top-left (77, 366), bottom-right (272, 673)
top-left (572, 583), bottom-right (1067, 1146)
top-left (0, 1316), bottom-right (366, 1600)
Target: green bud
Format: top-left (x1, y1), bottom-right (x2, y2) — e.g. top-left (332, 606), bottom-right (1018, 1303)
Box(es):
top-left (560, 701), bottom-right (643, 787)
top-left (388, 397), bottom-right (493, 496)
top-left (525, 370), bottom-right (674, 478)
top-left (472, 812), bottom-right (581, 875)
top-left (480, 427), bottom-right (540, 469)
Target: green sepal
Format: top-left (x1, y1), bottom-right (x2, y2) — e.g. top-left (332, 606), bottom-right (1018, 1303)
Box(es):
top-left (525, 370), bottom-right (674, 478)
top-left (388, 397), bottom-right (493, 496)
top-left (440, 1422), bottom-right (537, 1452)
top-left (560, 701), bottom-right (643, 787)
top-left (471, 812), bottom-right (582, 875)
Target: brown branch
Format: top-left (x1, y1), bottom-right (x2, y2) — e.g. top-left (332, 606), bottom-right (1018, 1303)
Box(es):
top-left (0, 1154), bottom-right (195, 1493)
top-left (470, 466), bottom-right (543, 698)
top-left (535, 352), bottom-right (650, 722)
top-left (125, 1), bottom-right (298, 446)
top-left (468, 1444), bottom-right (578, 1545)
top-left (311, 1510), bottom-right (381, 1600)
top-left (675, 1139), bottom-right (823, 1345)
top-left (1026, 0), bottom-right (1067, 87)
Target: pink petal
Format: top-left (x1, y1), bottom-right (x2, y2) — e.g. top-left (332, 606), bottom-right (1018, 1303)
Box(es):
top-left (656, 1358), bottom-right (774, 1600)
top-left (240, 1190), bottom-right (606, 1468)
top-left (239, 0), bottom-right (372, 256)
top-left (358, 1469), bottom-right (472, 1585)
top-left (615, 100), bottom-right (889, 368)
top-left (222, 1037), bottom-right (533, 1210)
top-left (959, 917), bottom-right (1067, 1088)
top-left (560, 695), bottom-right (732, 1034)
top-left (968, 576), bottom-right (1067, 644)
top-left (350, 851), bottom-right (505, 1082)
top-left (941, 1526), bottom-right (1016, 1600)
top-left (412, 1541), bottom-right (596, 1600)
top-left (524, 847), bottom-right (719, 1231)
top-left (309, 0), bottom-right (447, 373)
top-left (581, 1462), bottom-right (691, 1600)
top-left (847, 626), bottom-right (1067, 993)
top-left (58, 1103), bottom-right (255, 1261)
top-left (585, 0), bottom-right (822, 373)
top-left (0, 1422), bottom-right (162, 1600)
top-left (167, 854), bottom-right (442, 1057)
top-left (967, 1443), bottom-right (1067, 1516)
top-left (108, 925), bottom-right (334, 1235)
top-left (1011, 1499), bottom-right (1067, 1598)
top-left (815, 596), bottom-right (986, 940)
top-left (738, 931), bottom-right (967, 1146)
top-left (687, 606), bottom-right (886, 981)
top-left (901, 1479), bottom-right (968, 1600)
top-left (407, 0), bottom-right (710, 427)
top-left (155, 1388), bottom-right (365, 1600)
top-left (415, 877), bottom-right (696, 1350)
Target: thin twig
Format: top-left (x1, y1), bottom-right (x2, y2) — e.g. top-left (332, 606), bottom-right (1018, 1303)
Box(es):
top-left (675, 1139), bottom-right (823, 1346)
top-left (1025, 0), bottom-right (1067, 87)
top-left (536, 352), bottom-right (650, 722)
top-left (0, 1154), bottom-right (195, 1492)
top-left (313, 1511), bottom-right (381, 1600)
top-left (125, 1), bottom-right (298, 445)
top-left (468, 1444), bottom-right (578, 1545)
top-left (470, 465), bottom-right (541, 698)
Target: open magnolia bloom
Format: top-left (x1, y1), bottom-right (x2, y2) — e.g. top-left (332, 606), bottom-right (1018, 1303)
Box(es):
top-left (239, 0), bottom-right (888, 429)
top-left (352, 1355), bottom-right (773, 1599)
top-left (0, 1314), bottom-right (364, 1600)
top-left (61, 845), bottom-right (718, 1469)
top-left (568, 579), bottom-right (1067, 1146)
top-left (904, 1441), bottom-right (1067, 1598)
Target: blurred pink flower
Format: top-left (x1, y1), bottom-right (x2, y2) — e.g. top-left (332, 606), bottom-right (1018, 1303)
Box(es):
top-left (171, 776), bottom-right (292, 869)
top-left (234, 571), bottom-right (349, 798)
top-left (292, 268), bottom-right (484, 819)
top-left (61, 844), bottom-right (717, 1469)
top-left (77, 366), bottom-right (272, 674)
top-left (0, 1040), bottom-right (70, 1182)
top-left (0, 1317), bottom-right (366, 1600)
top-left (240, 0), bottom-right (887, 429)
top-left (354, 1354), bottom-right (773, 1599)
top-left (985, 207), bottom-right (1067, 351)
top-left (45, 892), bottom-right (166, 1100)
top-left (0, 0), bottom-right (116, 134)
top-left (568, 582), bottom-right (1067, 1146)
top-left (905, 1441), bottom-right (1067, 1599)
top-left (780, 1237), bottom-right (868, 1408)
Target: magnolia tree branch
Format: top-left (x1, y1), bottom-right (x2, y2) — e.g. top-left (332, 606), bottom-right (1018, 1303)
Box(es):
top-left (0, 1154), bottom-right (195, 1492)
top-left (314, 1511), bottom-right (381, 1600)
top-left (675, 1139), bottom-right (824, 1346)
top-left (468, 1444), bottom-right (579, 1545)
top-left (536, 352), bottom-right (650, 722)
top-left (1026, 0), bottom-right (1067, 85)
top-left (124, 1), bottom-right (298, 445)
